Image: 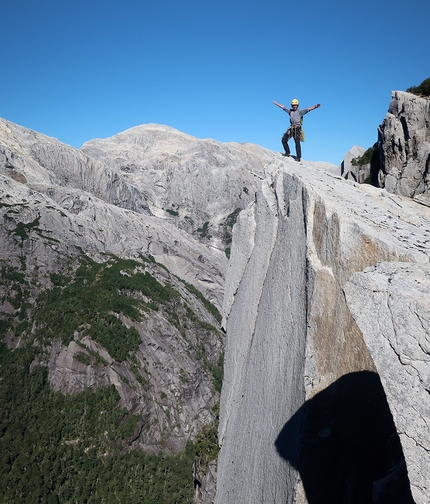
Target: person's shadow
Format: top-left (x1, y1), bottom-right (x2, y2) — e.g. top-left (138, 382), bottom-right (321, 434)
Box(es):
top-left (275, 371), bottom-right (416, 503)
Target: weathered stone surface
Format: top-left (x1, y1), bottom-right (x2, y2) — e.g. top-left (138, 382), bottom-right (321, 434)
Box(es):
top-left (377, 91), bottom-right (430, 197)
top-left (0, 119), bottom-right (151, 214)
top-left (216, 155), bottom-right (430, 503)
top-left (345, 262), bottom-right (430, 504)
top-left (81, 123), bottom-right (275, 229)
top-left (0, 172), bottom-right (226, 310)
top-left (218, 173), bottom-right (308, 503)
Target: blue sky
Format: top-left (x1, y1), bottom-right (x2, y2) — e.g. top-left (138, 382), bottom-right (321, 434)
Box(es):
top-left (2, 0), bottom-right (429, 165)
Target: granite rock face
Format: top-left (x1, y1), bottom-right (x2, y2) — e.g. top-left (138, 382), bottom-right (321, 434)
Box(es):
top-left (377, 90), bottom-right (430, 198)
top-left (0, 171), bottom-right (223, 453)
top-left (80, 124), bottom-right (276, 234)
top-left (194, 458), bottom-right (217, 504)
top-left (216, 157), bottom-right (430, 503)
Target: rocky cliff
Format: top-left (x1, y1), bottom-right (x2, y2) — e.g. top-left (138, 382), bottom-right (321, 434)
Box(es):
top-left (2, 110), bottom-right (430, 502)
top-left (377, 90), bottom-right (430, 199)
top-left (216, 159), bottom-right (430, 503)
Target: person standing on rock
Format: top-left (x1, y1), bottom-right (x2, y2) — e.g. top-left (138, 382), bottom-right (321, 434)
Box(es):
top-left (273, 99), bottom-right (321, 162)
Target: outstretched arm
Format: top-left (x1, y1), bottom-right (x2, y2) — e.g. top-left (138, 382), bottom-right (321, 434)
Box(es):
top-left (273, 100), bottom-right (285, 109)
top-left (307, 103), bottom-right (321, 111)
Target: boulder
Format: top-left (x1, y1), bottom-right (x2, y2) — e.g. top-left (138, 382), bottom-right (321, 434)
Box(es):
top-left (340, 144), bottom-right (371, 183)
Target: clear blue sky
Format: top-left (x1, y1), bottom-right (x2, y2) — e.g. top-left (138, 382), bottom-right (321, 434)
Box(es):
top-left (2, 0), bottom-right (429, 165)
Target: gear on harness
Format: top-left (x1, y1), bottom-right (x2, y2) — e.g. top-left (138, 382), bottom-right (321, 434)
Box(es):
top-left (290, 117), bottom-right (305, 142)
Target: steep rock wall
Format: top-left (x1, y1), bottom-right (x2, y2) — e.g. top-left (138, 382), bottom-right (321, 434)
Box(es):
top-left (0, 173), bottom-right (224, 453)
top-left (216, 159), bottom-right (430, 503)
top-left (217, 174), bottom-right (308, 502)
top-left (377, 91), bottom-right (430, 198)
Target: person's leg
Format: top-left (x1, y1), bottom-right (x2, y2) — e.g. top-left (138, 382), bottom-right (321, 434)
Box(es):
top-left (282, 129), bottom-right (292, 155)
top-left (294, 128), bottom-right (302, 161)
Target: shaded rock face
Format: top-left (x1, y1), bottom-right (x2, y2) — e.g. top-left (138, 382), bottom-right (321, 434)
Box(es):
top-left (216, 159), bottom-right (430, 503)
top-left (276, 371), bottom-right (414, 504)
top-left (377, 90), bottom-right (430, 198)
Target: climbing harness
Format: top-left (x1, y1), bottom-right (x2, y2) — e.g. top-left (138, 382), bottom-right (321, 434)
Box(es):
top-left (289, 116), bottom-right (305, 142)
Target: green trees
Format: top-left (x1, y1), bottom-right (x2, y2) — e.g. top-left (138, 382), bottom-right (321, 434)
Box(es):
top-left (0, 342), bottom-right (196, 503)
top-left (351, 146), bottom-right (375, 167)
top-left (34, 256), bottom-right (180, 361)
top-left (0, 252), bottom-right (222, 502)
top-left (407, 76), bottom-right (430, 97)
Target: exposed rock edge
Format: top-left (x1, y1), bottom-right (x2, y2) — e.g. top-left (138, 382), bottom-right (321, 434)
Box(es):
top-left (216, 159), bottom-right (430, 503)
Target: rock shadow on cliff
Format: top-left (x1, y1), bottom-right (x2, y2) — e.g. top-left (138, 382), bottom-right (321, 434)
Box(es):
top-left (275, 371), bottom-right (415, 504)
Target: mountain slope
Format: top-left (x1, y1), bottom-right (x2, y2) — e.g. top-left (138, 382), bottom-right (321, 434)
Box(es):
top-left (0, 118), bottom-right (286, 502)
